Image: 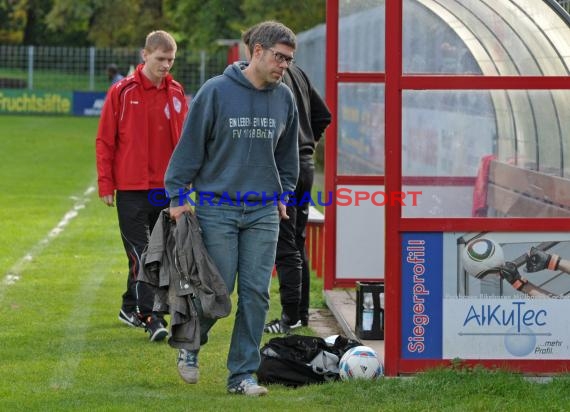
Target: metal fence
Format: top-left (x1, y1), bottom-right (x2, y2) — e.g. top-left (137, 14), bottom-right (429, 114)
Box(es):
top-left (2, 1), bottom-right (567, 95)
top-left (0, 45), bottom-right (228, 95)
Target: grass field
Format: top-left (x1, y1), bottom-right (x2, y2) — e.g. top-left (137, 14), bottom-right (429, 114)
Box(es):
top-left (1, 115), bottom-right (570, 411)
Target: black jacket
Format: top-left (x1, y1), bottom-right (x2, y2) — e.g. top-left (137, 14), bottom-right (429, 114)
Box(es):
top-left (283, 65), bottom-right (332, 158)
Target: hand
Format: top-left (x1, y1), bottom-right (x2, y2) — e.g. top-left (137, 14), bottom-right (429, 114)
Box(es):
top-left (278, 200), bottom-right (289, 220)
top-left (169, 204), bottom-right (190, 220)
top-left (526, 247), bottom-right (560, 272)
top-left (499, 261), bottom-right (527, 290)
top-left (100, 194), bottom-right (114, 207)
top-left (499, 262), bottom-right (521, 284)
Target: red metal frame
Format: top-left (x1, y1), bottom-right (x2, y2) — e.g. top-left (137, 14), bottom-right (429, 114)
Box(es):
top-left (324, 1), bottom-right (339, 291)
top-left (384, 0), bottom-right (404, 378)
top-left (227, 43), bottom-right (240, 64)
top-left (325, 0), bottom-right (570, 376)
top-left (403, 75), bottom-right (570, 89)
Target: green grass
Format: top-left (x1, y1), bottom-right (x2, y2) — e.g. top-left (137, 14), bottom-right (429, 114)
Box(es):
top-left (0, 115), bottom-right (100, 273)
top-left (1, 115), bottom-right (570, 411)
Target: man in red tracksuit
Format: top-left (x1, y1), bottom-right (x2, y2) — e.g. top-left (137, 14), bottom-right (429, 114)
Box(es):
top-left (96, 30), bottom-right (188, 342)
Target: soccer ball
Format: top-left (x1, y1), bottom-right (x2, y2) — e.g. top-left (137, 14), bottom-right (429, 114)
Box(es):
top-left (462, 237), bottom-right (505, 279)
top-left (338, 345), bottom-right (384, 380)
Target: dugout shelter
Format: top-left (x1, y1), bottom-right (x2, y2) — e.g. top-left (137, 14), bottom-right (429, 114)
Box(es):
top-left (300, 0), bottom-right (570, 376)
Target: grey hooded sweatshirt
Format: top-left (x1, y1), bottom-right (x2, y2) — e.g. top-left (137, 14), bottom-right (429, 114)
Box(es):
top-left (165, 62), bottom-right (299, 206)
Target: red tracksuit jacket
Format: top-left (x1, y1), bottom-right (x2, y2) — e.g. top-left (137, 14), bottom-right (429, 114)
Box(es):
top-left (96, 64), bottom-right (188, 197)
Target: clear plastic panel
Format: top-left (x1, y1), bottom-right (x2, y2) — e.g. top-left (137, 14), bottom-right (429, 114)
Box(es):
top-left (338, 0), bottom-right (385, 72)
top-left (337, 83), bottom-right (385, 175)
top-left (402, 90), bottom-right (570, 218)
top-left (403, 0), bottom-right (570, 76)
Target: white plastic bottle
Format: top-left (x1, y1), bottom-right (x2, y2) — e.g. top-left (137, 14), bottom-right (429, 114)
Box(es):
top-left (379, 292), bottom-right (385, 331)
top-left (362, 292), bottom-right (374, 331)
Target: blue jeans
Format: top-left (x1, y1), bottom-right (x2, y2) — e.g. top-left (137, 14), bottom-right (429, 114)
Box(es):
top-left (195, 202), bottom-right (279, 387)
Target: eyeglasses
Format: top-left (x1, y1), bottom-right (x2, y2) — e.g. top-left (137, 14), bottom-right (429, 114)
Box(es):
top-left (267, 48), bottom-right (295, 66)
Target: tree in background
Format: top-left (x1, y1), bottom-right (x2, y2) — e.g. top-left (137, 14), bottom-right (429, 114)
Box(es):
top-left (43, 0), bottom-right (92, 46)
top-left (89, 0), bottom-right (168, 47)
top-left (164, 0), bottom-right (326, 50)
top-left (0, 0), bottom-right (326, 48)
top-left (163, 0), bottom-right (244, 50)
top-left (46, 0), bottom-right (170, 47)
top-left (239, 0), bottom-right (326, 33)
top-left (21, 0), bottom-right (57, 45)
top-left (0, 0), bottom-right (28, 43)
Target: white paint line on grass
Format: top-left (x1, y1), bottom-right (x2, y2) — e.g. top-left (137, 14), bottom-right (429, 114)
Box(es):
top-left (48, 263), bottom-right (105, 390)
top-left (0, 185), bottom-right (96, 297)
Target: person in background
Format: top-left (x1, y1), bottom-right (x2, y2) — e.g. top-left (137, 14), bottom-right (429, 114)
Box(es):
top-left (107, 63), bottom-right (124, 84)
top-left (165, 21), bottom-right (299, 396)
top-left (242, 23), bottom-right (332, 334)
top-left (96, 30), bottom-right (188, 342)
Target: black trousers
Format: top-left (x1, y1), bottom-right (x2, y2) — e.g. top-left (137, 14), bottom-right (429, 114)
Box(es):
top-left (116, 190), bottom-right (164, 318)
top-left (275, 160), bottom-right (314, 324)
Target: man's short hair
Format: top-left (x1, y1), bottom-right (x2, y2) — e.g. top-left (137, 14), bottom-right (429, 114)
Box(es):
top-left (245, 21), bottom-right (296, 52)
top-left (145, 30), bottom-right (177, 53)
top-left (241, 24), bottom-right (259, 55)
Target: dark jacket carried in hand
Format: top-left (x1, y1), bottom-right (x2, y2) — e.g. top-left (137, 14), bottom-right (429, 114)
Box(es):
top-left (138, 210), bottom-right (231, 350)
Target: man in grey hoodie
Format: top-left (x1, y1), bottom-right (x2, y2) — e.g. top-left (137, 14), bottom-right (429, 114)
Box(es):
top-left (165, 21), bottom-right (299, 396)
top-left (242, 23), bottom-right (332, 336)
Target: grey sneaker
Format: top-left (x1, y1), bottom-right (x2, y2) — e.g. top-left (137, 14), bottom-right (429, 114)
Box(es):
top-left (227, 376), bottom-right (268, 396)
top-left (177, 349), bottom-right (199, 384)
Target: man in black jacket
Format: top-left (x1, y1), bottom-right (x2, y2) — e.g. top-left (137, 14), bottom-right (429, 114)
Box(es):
top-left (242, 24), bottom-right (332, 333)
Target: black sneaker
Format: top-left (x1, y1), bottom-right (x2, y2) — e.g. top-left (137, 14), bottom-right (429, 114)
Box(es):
top-left (144, 315), bottom-right (168, 342)
top-left (263, 318), bottom-right (302, 334)
top-left (118, 309), bottom-right (145, 328)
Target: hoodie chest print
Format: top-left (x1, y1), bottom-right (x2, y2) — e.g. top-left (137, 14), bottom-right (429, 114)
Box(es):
top-left (229, 116), bottom-right (277, 140)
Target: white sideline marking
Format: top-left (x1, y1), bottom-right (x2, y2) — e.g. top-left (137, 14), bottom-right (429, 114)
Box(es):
top-left (49, 263), bottom-right (105, 390)
top-left (0, 186), bottom-right (95, 296)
